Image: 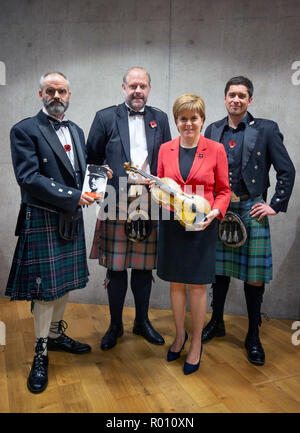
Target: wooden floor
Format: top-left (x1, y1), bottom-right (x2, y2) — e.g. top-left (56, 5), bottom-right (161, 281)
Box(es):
top-left (0, 298), bottom-right (299, 413)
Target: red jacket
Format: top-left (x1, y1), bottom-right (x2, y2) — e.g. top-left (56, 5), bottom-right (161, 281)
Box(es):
top-left (157, 135), bottom-right (231, 218)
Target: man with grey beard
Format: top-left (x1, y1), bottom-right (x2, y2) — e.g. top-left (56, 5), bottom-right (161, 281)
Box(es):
top-left (6, 72), bottom-right (99, 394)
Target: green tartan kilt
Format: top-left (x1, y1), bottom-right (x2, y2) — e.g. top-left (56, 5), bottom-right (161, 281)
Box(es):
top-left (216, 196), bottom-right (273, 283)
top-left (6, 205), bottom-right (89, 301)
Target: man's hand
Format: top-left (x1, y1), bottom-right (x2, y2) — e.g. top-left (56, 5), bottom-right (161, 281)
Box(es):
top-left (102, 165), bottom-right (113, 179)
top-left (250, 201), bottom-right (277, 221)
top-left (78, 193), bottom-right (94, 206)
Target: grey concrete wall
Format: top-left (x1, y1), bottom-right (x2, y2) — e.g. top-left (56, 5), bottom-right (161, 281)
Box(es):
top-left (0, 0), bottom-right (299, 319)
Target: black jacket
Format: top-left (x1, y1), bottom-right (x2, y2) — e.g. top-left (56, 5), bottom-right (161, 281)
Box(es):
top-left (205, 112), bottom-right (295, 213)
top-left (86, 102), bottom-right (171, 194)
top-left (10, 110), bottom-right (86, 217)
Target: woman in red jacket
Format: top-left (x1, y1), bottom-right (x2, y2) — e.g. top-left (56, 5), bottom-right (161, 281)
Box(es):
top-left (156, 93), bottom-right (231, 374)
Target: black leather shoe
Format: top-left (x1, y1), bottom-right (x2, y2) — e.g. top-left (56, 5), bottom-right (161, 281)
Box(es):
top-left (245, 334), bottom-right (265, 366)
top-left (101, 324), bottom-right (124, 350)
top-left (133, 319), bottom-right (165, 345)
top-left (202, 319), bottom-right (225, 344)
top-left (27, 353), bottom-right (49, 394)
top-left (47, 333), bottom-right (91, 354)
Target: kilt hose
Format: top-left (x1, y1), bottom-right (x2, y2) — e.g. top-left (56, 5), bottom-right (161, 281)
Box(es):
top-left (6, 205), bottom-right (89, 301)
top-left (216, 196), bottom-right (273, 284)
top-left (90, 217), bottom-right (157, 271)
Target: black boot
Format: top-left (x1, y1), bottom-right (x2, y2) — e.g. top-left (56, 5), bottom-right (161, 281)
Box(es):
top-left (27, 338), bottom-right (49, 394)
top-left (244, 283), bottom-right (265, 366)
top-left (202, 275), bottom-right (230, 343)
top-left (100, 270), bottom-right (127, 350)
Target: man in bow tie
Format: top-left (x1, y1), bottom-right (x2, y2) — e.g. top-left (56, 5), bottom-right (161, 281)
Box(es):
top-left (87, 66), bottom-right (171, 350)
top-left (6, 72), bottom-right (97, 394)
top-left (202, 76), bottom-right (295, 365)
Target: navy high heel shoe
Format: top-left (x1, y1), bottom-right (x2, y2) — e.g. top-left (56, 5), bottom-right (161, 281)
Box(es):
top-left (167, 331), bottom-right (188, 362)
top-left (183, 344), bottom-right (203, 375)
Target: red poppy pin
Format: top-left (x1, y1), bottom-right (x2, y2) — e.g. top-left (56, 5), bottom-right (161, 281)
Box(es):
top-left (150, 120), bottom-right (157, 128)
top-left (64, 144), bottom-right (71, 152)
top-left (229, 140), bottom-right (236, 149)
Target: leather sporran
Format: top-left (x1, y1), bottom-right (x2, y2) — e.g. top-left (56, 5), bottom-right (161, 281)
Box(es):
top-left (218, 211), bottom-right (247, 248)
top-left (58, 208), bottom-right (82, 241)
top-left (124, 209), bottom-right (152, 242)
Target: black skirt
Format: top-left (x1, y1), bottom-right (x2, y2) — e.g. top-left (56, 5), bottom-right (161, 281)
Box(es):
top-left (157, 212), bottom-right (218, 285)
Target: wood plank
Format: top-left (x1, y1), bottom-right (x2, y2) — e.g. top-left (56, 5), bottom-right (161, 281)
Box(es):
top-left (0, 299), bottom-right (299, 413)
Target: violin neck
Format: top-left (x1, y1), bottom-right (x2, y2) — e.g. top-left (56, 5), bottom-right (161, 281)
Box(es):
top-left (129, 167), bottom-right (174, 196)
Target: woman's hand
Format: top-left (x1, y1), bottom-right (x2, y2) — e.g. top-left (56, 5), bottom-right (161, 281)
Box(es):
top-left (146, 176), bottom-right (160, 190)
top-left (200, 208), bottom-right (220, 230)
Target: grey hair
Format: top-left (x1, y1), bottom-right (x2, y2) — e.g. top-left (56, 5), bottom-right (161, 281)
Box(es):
top-left (122, 66), bottom-right (151, 85)
top-left (39, 72), bottom-right (70, 90)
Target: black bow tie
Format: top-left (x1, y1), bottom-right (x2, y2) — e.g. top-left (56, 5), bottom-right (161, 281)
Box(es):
top-left (127, 109), bottom-right (145, 117)
top-left (48, 117), bottom-right (70, 130)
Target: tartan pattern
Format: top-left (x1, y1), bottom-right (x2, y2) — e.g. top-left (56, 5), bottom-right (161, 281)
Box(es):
top-left (216, 196), bottom-right (273, 283)
top-left (90, 217), bottom-right (157, 271)
top-left (6, 206), bottom-right (89, 301)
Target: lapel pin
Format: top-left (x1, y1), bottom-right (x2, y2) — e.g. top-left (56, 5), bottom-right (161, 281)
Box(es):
top-left (249, 120), bottom-right (255, 125)
top-left (43, 158), bottom-right (48, 163)
top-left (150, 120), bottom-right (157, 128)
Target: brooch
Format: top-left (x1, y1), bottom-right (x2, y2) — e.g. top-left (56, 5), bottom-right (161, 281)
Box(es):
top-left (150, 121), bottom-right (157, 128)
top-left (64, 144), bottom-right (71, 152)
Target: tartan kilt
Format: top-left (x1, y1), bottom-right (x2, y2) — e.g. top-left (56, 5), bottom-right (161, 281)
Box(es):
top-left (90, 217), bottom-right (157, 271)
top-left (6, 205), bottom-right (89, 301)
top-left (216, 196), bottom-right (273, 283)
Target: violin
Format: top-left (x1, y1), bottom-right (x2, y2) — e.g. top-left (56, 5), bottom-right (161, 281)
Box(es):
top-left (124, 162), bottom-right (211, 231)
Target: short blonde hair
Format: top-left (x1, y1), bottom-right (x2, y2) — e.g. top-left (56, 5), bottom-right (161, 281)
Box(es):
top-left (173, 93), bottom-right (206, 124)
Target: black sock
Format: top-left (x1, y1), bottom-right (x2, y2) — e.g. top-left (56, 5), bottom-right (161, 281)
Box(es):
top-left (244, 282), bottom-right (265, 337)
top-left (131, 269), bottom-right (152, 323)
top-left (106, 270), bottom-right (128, 326)
top-left (211, 275), bottom-right (231, 322)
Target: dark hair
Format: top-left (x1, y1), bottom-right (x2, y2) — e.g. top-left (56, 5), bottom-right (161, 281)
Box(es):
top-left (224, 76), bottom-right (253, 98)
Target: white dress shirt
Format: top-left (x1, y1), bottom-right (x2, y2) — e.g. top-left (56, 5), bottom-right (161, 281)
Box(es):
top-left (43, 107), bottom-right (75, 169)
top-left (126, 105), bottom-right (150, 182)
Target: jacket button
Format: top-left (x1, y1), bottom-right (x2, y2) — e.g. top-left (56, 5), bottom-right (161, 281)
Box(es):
top-left (68, 191), bottom-right (73, 195)
top-left (257, 152), bottom-right (261, 156)
top-left (58, 188), bottom-right (63, 192)
top-left (251, 179), bottom-right (256, 183)
top-left (276, 198), bottom-right (280, 202)
top-left (254, 165), bottom-right (258, 170)
top-left (51, 183), bottom-right (55, 187)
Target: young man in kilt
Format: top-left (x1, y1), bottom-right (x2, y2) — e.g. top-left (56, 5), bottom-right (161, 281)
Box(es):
top-left (87, 67), bottom-right (171, 350)
top-left (6, 72), bottom-right (101, 393)
top-left (202, 76), bottom-right (295, 365)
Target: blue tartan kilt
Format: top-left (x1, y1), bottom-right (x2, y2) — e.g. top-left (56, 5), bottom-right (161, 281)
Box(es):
top-left (216, 196), bottom-right (273, 284)
top-left (6, 205), bottom-right (89, 301)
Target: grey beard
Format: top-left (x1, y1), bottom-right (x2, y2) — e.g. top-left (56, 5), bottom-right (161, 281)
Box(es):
top-left (43, 98), bottom-right (69, 116)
